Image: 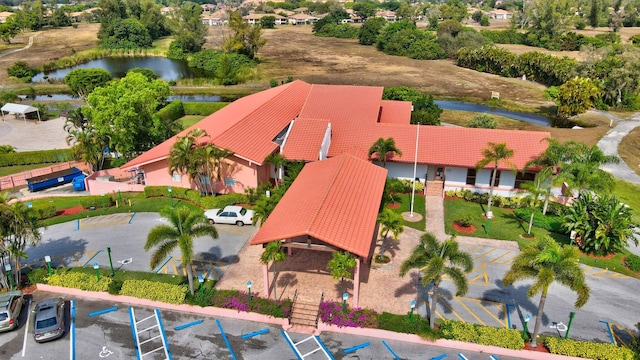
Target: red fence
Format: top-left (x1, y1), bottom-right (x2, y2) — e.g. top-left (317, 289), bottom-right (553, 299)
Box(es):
top-left (0, 161), bottom-right (89, 191)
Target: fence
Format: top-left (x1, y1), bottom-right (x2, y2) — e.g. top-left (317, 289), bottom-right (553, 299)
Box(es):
top-left (0, 161), bottom-right (89, 191)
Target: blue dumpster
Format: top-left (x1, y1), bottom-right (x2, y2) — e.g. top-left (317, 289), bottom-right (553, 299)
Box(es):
top-left (72, 175), bottom-right (87, 191)
top-left (26, 167), bottom-right (83, 192)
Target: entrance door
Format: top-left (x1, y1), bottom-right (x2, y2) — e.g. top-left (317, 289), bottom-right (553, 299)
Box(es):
top-left (435, 167), bottom-right (444, 181)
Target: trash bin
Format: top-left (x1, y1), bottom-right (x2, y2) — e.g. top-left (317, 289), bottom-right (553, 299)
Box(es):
top-left (72, 175), bottom-right (86, 191)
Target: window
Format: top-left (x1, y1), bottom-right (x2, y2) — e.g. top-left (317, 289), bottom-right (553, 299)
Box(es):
top-left (171, 173), bottom-right (181, 182)
top-left (490, 170), bottom-right (501, 186)
top-left (466, 169), bottom-right (476, 185)
top-left (224, 177), bottom-right (237, 186)
top-left (515, 172), bottom-right (536, 189)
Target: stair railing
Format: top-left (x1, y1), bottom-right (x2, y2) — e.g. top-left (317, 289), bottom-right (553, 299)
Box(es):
top-left (315, 292), bottom-right (324, 327)
top-left (288, 288), bottom-right (298, 324)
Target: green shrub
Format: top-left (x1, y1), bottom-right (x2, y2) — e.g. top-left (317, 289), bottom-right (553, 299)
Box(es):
top-left (27, 268), bottom-right (49, 285)
top-left (198, 193), bottom-right (247, 209)
top-left (269, 78), bottom-right (278, 87)
top-left (120, 280), bottom-right (187, 304)
top-left (0, 149), bottom-right (74, 167)
top-left (185, 287), bottom-right (215, 307)
top-left (467, 114), bottom-right (497, 129)
top-left (438, 320), bottom-right (524, 350)
top-left (378, 312), bottom-right (438, 339)
top-left (182, 102), bottom-right (228, 116)
top-left (631, 34), bottom-right (640, 45)
top-left (80, 195), bottom-right (115, 209)
top-left (46, 271), bottom-right (112, 292)
top-left (625, 254), bottom-right (640, 272)
top-left (7, 61), bottom-right (38, 80)
top-left (155, 100), bottom-right (184, 124)
top-left (31, 204), bottom-right (57, 219)
top-left (108, 279), bottom-right (124, 295)
top-left (480, 29), bottom-right (525, 44)
top-left (513, 208), bottom-right (565, 233)
top-left (454, 214), bottom-right (474, 227)
top-left (544, 337), bottom-right (634, 360)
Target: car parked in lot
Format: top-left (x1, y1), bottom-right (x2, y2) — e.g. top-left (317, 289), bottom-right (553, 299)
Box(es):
top-left (204, 205), bottom-right (255, 226)
top-left (0, 290), bottom-right (24, 332)
top-left (33, 298), bottom-right (65, 343)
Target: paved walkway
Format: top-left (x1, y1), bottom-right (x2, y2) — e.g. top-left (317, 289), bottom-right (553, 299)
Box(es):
top-left (595, 111), bottom-right (640, 184)
top-left (0, 116), bottom-right (69, 151)
top-left (0, 32), bottom-right (40, 59)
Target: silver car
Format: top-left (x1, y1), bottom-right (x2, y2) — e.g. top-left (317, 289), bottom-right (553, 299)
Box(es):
top-left (0, 290), bottom-right (24, 332)
top-left (33, 298), bottom-right (65, 343)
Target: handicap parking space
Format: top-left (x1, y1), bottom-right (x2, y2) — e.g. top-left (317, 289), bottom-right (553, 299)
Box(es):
top-left (458, 244), bottom-right (519, 266)
top-left (421, 293), bottom-right (510, 329)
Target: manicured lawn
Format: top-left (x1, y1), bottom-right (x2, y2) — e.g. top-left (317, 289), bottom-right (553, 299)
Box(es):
top-left (444, 198), bottom-right (640, 279)
top-left (180, 115), bottom-right (205, 129)
top-left (33, 193), bottom-right (202, 227)
top-left (0, 164), bottom-right (58, 177)
top-left (388, 193), bottom-right (426, 231)
top-left (613, 179), bottom-right (640, 222)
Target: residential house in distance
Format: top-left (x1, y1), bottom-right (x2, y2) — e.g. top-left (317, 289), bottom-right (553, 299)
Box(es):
top-left (243, 13), bottom-right (287, 25)
top-left (202, 10), bottom-right (226, 26)
top-left (487, 9), bottom-right (512, 19)
top-left (0, 11), bottom-right (14, 23)
top-left (376, 10), bottom-right (397, 22)
top-left (200, 3), bottom-right (216, 12)
top-left (287, 13), bottom-right (318, 25)
top-left (119, 81), bottom-right (550, 199)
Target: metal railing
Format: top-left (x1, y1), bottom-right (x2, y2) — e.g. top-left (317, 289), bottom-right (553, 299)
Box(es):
top-left (315, 292), bottom-right (324, 328)
top-left (288, 288), bottom-right (298, 324)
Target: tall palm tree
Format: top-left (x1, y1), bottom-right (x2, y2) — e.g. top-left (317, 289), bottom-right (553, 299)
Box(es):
top-left (368, 137), bottom-right (403, 168)
top-left (327, 251), bottom-right (357, 294)
top-left (502, 236), bottom-right (590, 348)
top-left (475, 142), bottom-right (516, 216)
top-left (521, 171), bottom-right (550, 235)
top-left (524, 138), bottom-right (572, 215)
top-left (377, 208), bottom-right (404, 261)
top-left (206, 145), bottom-right (235, 195)
top-left (169, 129), bottom-right (209, 194)
top-left (264, 152), bottom-right (288, 188)
top-left (399, 233), bottom-right (473, 328)
top-left (562, 142), bottom-right (619, 194)
top-left (260, 240), bottom-right (287, 300)
top-left (145, 207), bottom-right (218, 295)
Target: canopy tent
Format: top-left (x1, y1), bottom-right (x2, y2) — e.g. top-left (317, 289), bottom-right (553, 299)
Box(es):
top-left (1, 103), bottom-right (41, 123)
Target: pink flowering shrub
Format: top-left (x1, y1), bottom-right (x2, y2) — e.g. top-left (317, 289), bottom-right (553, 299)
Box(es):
top-left (318, 300), bottom-right (379, 328)
top-left (211, 290), bottom-right (292, 318)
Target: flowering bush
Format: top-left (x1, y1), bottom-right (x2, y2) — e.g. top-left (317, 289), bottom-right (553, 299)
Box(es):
top-left (318, 300), bottom-right (379, 328)
top-left (211, 290), bottom-right (292, 318)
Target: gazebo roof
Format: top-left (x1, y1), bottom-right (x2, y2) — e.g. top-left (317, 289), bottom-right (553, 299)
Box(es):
top-left (1, 103), bottom-right (38, 114)
top-left (250, 153), bottom-right (388, 258)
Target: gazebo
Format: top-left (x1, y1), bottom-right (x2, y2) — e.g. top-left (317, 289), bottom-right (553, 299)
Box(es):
top-left (1, 103), bottom-right (41, 123)
top-left (250, 153), bottom-right (388, 307)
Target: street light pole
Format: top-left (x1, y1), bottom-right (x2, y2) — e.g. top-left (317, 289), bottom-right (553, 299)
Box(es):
top-left (4, 263), bottom-right (14, 291)
top-left (45, 255), bottom-right (53, 276)
top-left (107, 247), bottom-right (115, 276)
top-left (168, 186), bottom-right (173, 207)
top-left (565, 312), bottom-right (576, 339)
top-left (93, 262), bottom-right (100, 282)
top-left (101, 190), bottom-right (106, 209)
top-left (247, 281), bottom-right (253, 302)
top-left (409, 300), bottom-right (416, 322)
top-left (342, 292), bottom-right (349, 314)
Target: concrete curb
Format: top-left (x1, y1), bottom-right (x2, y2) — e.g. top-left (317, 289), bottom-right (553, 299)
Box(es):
top-left (37, 284), bottom-right (584, 360)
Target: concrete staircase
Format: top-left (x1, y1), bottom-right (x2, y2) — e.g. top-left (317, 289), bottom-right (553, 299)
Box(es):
top-left (289, 298), bottom-right (320, 328)
top-left (426, 180), bottom-right (444, 197)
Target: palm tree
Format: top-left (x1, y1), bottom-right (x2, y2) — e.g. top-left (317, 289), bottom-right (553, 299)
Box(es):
top-left (145, 207), bottom-right (218, 295)
top-left (368, 137), bottom-right (403, 168)
top-left (264, 152), bottom-right (288, 188)
top-left (502, 236), bottom-right (590, 347)
top-left (169, 129), bottom-right (211, 194)
top-left (524, 138), bottom-right (572, 215)
top-left (206, 145), bottom-right (235, 195)
top-left (520, 171), bottom-right (550, 235)
top-left (327, 251), bottom-right (357, 294)
top-left (562, 142), bottom-right (619, 194)
top-left (260, 240), bottom-right (287, 300)
top-left (399, 233), bottom-right (473, 328)
top-left (475, 142), bottom-right (516, 216)
top-left (377, 208), bottom-right (404, 261)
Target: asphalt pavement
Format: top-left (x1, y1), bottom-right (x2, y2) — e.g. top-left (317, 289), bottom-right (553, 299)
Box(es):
top-left (596, 111), bottom-right (640, 185)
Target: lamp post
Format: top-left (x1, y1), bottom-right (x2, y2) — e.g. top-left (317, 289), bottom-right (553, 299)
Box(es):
top-left (168, 186), bottom-right (173, 207)
top-left (485, 211), bottom-right (493, 235)
top-left (117, 187), bottom-right (123, 205)
top-left (101, 189), bottom-right (106, 209)
top-left (107, 247), bottom-right (115, 276)
top-left (45, 255), bottom-right (52, 276)
top-left (247, 281), bottom-right (253, 302)
top-left (409, 300), bottom-right (416, 322)
top-left (93, 262), bottom-right (100, 282)
top-left (4, 263), bottom-right (14, 291)
top-left (342, 292), bottom-right (349, 314)
top-left (570, 230), bottom-right (576, 246)
top-left (522, 314), bottom-right (531, 341)
top-left (198, 275), bottom-right (205, 294)
top-left (565, 312), bottom-right (576, 339)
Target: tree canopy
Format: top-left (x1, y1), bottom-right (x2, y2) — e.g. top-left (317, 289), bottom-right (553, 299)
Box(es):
top-left (63, 68), bottom-right (113, 99)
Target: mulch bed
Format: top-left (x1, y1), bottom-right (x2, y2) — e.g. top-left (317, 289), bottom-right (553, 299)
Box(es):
top-left (452, 223), bottom-right (476, 233)
top-left (387, 203), bottom-right (401, 209)
top-left (56, 205), bottom-right (84, 216)
top-left (580, 251), bottom-right (616, 260)
top-left (524, 342), bottom-right (550, 353)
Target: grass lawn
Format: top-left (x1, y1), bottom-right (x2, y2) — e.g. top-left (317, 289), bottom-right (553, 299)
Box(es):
top-left (33, 193), bottom-right (202, 227)
top-left (444, 198), bottom-right (640, 279)
top-left (388, 193), bottom-right (425, 231)
top-left (613, 179), bottom-right (640, 223)
top-left (180, 115), bottom-right (206, 129)
top-left (0, 164), bottom-right (60, 177)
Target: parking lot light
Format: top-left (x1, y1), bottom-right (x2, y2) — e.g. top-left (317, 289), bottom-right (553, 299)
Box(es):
top-left (45, 255), bottom-right (52, 276)
top-left (168, 186), bottom-right (173, 207)
top-left (198, 275), bottom-right (205, 294)
top-left (410, 300), bottom-right (416, 322)
top-left (93, 262), bottom-right (100, 282)
top-left (342, 292), bottom-right (349, 314)
top-left (4, 263), bottom-right (14, 290)
top-left (247, 281), bottom-right (253, 302)
top-left (107, 247), bottom-right (115, 276)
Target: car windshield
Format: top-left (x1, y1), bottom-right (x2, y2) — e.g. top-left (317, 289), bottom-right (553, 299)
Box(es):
top-left (239, 208), bottom-right (246, 215)
top-left (0, 312), bottom-right (7, 321)
top-left (36, 317), bottom-right (57, 329)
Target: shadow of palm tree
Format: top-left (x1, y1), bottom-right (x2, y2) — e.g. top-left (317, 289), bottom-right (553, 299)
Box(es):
top-left (484, 279), bottom-right (549, 329)
top-left (500, 211), bottom-right (527, 233)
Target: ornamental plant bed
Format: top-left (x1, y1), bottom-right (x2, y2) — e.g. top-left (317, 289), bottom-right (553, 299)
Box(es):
top-left (56, 205), bottom-right (85, 216)
top-left (387, 203), bottom-right (400, 209)
top-left (452, 223), bottom-right (476, 233)
top-left (580, 251), bottom-right (616, 260)
top-left (523, 342), bottom-right (550, 353)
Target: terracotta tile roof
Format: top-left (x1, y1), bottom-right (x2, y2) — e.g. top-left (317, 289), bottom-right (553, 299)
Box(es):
top-left (299, 84), bottom-right (383, 126)
top-left (379, 100), bottom-right (412, 124)
top-left (281, 118), bottom-right (330, 162)
top-left (122, 80), bottom-right (312, 169)
top-left (250, 154), bottom-right (388, 258)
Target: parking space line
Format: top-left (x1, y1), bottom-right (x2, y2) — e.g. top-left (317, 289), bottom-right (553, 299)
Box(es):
top-left (21, 299), bottom-right (31, 357)
top-left (496, 255), bottom-right (518, 265)
top-left (490, 250), bottom-right (515, 263)
top-left (469, 299), bottom-right (508, 328)
top-left (468, 261), bottom-right (489, 285)
top-left (589, 269), bottom-right (608, 276)
top-left (454, 298), bottom-right (485, 326)
top-left (216, 319), bottom-right (238, 360)
top-left (468, 245), bottom-right (485, 255)
top-left (70, 300), bottom-right (76, 360)
top-left (612, 324), bottom-right (635, 346)
top-left (438, 298), bottom-right (465, 322)
top-left (473, 248), bottom-right (498, 261)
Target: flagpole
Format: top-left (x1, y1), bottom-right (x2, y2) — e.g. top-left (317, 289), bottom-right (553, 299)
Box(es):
top-left (410, 124), bottom-right (420, 217)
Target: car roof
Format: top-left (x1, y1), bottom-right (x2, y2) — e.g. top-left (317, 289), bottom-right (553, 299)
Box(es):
top-left (0, 290), bottom-right (22, 310)
top-left (223, 206), bottom-right (243, 211)
top-left (35, 299), bottom-right (61, 312)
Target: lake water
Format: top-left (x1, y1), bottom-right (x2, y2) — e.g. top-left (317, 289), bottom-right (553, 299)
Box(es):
top-left (434, 101), bottom-right (552, 127)
top-left (32, 57), bottom-right (196, 82)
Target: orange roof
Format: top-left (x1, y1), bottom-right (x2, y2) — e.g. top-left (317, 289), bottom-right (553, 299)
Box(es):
top-left (281, 118), bottom-right (330, 162)
top-left (250, 154), bottom-right (388, 258)
top-left (379, 100), bottom-right (412, 124)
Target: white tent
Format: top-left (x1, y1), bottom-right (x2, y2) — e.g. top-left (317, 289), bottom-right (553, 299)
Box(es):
top-left (1, 103), bottom-right (41, 123)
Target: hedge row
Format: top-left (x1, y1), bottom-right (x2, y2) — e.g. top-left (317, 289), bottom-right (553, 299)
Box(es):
top-left (378, 312), bottom-right (438, 339)
top-left (79, 195), bottom-right (116, 209)
top-left (445, 189), bottom-right (567, 216)
top-left (144, 186), bottom-right (246, 209)
top-left (438, 320), bottom-right (524, 350)
top-left (513, 208), bottom-right (565, 233)
top-left (45, 271), bottom-right (112, 292)
top-left (544, 337), bottom-right (634, 360)
top-left (155, 100), bottom-right (185, 123)
top-left (119, 279), bottom-right (188, 304)
top-left (0, 149), bottom-right (74, 167)
top-left (32, 204), bottom-right (57, 219)
top-left (479, 30), bottom-right (620, 51)
top-left (183, 102), bottom-right (228, 116)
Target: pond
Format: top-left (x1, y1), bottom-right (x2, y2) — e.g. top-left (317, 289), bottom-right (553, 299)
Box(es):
top-left (32, 57), bottom-right (196, 82)
top-left (434, 100), bottom-right (552, 127)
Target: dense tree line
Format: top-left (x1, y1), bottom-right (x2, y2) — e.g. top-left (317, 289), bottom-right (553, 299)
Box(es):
top-left (97, 0), bottom-right (170, 49)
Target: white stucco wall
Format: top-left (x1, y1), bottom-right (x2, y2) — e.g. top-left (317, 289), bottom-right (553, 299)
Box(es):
top-left (319, 124), bottom-right (331, 160)
top-left (444, 167), bottom-right (467, 186)
top-left (383, 162), bottom-right (428, 182)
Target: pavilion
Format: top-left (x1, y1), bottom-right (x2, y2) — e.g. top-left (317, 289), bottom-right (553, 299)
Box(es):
top-left (0, 103), bottom-right (41, 123)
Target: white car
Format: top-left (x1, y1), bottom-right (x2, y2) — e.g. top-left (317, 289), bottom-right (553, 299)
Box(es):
top-left (204, 206), bottom-right (254, 226)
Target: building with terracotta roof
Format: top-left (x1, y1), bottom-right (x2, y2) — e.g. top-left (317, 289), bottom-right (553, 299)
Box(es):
top-left (487, 9), bottom-right (512, 19)
top-left (243, 13), bottom-right (287, 25)
top-left (0, 11), bottom-right (14, 23)
top-left (119, 80), bottom-right (550, 199)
